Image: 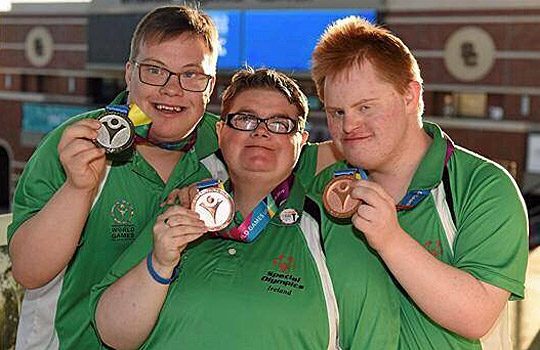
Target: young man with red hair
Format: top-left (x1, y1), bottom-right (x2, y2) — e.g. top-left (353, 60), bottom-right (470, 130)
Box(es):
top-left (311, 17), bottom-right (528, 350)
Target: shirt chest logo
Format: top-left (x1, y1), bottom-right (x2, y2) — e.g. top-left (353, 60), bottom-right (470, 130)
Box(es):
top-left (109, 200), bottom-right (136, 242)
top-left (260, 254), bottom-right (305, 296)
top-left (423, 240), bottom-right (443, 258)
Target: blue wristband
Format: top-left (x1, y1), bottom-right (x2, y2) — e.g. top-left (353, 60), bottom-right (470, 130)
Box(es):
top-left (146, 252), bottom-right (179, 285)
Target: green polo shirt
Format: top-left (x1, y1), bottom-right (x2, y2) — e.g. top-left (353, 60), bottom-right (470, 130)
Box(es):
top-left (319, 207), bottom-right (401, 349)
top-left (397, 122), bottom-right (528, 349)
top-left (91, 178), bottom-right (335, 349)
top-left (8, 93), bottom-right (219, 350)
top-left (310, 122), bottom-right (528, 350)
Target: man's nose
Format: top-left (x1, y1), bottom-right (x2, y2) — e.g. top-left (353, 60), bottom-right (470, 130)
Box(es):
top-left (342, 112), bottom-right (361, 134)
top-left (251, 121), bottom-right (271, 137)
top-left (160, 74), bottom-right (185, 96)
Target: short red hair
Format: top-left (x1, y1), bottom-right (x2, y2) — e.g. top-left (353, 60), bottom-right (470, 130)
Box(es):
top-left (312, 16), bottom-right (423, 116)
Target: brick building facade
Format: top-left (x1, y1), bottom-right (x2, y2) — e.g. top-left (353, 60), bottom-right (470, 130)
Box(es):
top-left (1, 0), bottom-right (540, 213)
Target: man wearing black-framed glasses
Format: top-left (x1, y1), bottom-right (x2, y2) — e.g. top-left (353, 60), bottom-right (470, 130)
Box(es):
top-left (8, 6), bottom-right (222, 350)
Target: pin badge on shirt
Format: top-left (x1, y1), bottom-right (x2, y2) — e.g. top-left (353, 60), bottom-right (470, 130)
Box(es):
top-left (191, 180), bottom-right (235, 231)
top-left (280, 208), bottom-right (299, 225)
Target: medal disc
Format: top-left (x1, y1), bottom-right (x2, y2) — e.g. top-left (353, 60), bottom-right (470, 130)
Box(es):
top-left (323, 175), bottom-right (360, 218)
top-left (95, 113), bottom-right (135, 153)
top-left (191, 187), bottom-right (235, 231)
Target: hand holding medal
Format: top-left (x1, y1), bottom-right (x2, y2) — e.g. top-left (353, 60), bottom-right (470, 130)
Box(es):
top-left (323, 168), bottom-right (368, 218)
top-left (154, 205), bottom-right (208, 271)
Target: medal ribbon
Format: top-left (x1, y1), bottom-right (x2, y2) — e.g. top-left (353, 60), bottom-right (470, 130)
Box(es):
top-left (217, 175), bottom-right (294, 243)
top-left (105, 105), bottom-right (130, 117)
top-left (334, 168), bottom-right (368, 180)
top-left (197, 179), bottom-right (224, 191)
top-left (396, 138), bottom-right (455, 211)
top-left (123, 104), bottom-right (197, 152)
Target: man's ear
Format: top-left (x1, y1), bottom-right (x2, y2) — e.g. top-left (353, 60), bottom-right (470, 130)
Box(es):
top-left (125, 61), bottom-right (134, 91)
top-left (404, 80), bottom-right (421, 115)
top-left (204, 76), bottom-right (216, 104)
top-left (300, 130), bottom-right (309, 147)
top-left (216, 120), bottom-right (224, 147)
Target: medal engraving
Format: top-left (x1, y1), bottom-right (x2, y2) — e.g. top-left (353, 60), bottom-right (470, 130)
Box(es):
top-left (95, 113), bottom-right (134, 153)
top-left (200, 195), bottom-right (223, 222)
top-left (192, 187), bottom-right (234, 231)
top-left (323, 175), bottom-right (361, 218)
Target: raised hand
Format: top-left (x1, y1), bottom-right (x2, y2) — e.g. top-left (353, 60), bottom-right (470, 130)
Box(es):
top-left (152, 205), bottom-right (208, 270)
top-left (350, 180), bottom-right (405, 253)
top-left (58, 119), bottom-right (107, 191)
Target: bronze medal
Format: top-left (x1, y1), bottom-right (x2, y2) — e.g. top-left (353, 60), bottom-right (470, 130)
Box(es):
top-left (191, 187), bottom-right (235, 231)
top-left (95, 112), bottom-right (134, 154)
top-left (323, 175), bottom-right (360, 218)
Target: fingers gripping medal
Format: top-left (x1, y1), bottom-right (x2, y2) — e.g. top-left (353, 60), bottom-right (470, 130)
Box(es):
top-left (191, 180), bottom-right (235, 232)
top-left (95, 105), bottom-right (135, 154)
top-left (323, 168), bottom-right (368, 218)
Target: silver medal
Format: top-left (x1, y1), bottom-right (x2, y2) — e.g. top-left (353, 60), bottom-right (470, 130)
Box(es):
top-left (95, 113), bottom-right (134, 153)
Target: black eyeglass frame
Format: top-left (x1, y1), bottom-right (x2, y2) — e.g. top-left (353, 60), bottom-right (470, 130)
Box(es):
top-left (133, 61), bottom-right (212, 92)
top-left (225, 113), bottom-right (302, 135)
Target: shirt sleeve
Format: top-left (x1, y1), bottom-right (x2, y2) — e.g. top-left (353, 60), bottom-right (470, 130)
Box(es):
top-left (307, 160), bottom-right (348, 197)
top-left (452, 162), bottom-right (529, 300)
top-left (293, 142), bottom-right (319, 190)
top-left (194, 112), bottom-right (219, 160)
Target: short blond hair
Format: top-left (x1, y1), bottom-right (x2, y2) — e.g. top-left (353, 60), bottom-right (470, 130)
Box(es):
top-left (312, 16), bottom-right (424, 117)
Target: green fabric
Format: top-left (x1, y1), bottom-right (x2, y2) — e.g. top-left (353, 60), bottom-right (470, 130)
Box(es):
top-left (397, 123), bottom-right (528, 350)
top-left (320, 203), bottom-right (401, 349)
top-left (294, 141), bottom-right (319, 190)
top-left (310, 122), bottom-right (528, 350)
top-left (8, 92), bottom-right (219, 350)
top-left (300, 149), bottom-right (400, 350)
top-left (91, 178), bottom-right (331, 349)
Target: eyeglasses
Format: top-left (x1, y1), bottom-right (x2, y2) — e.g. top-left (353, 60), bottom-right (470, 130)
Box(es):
top-left (225, 113), bottom-right (300, 134)
top-left (133, 61), bottom-right (212, 92)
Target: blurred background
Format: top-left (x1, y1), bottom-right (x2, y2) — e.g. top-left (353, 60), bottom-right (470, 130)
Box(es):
top-left (0, 0), bottom-right (539, 349)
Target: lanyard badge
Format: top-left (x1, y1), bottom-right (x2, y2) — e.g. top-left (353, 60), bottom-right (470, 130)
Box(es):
top-left (94, 105), bottom-right (135, 154)
top-left (191, 179), bottom-right (235, 231)
top-left (323, 168), bottom-right (368, 218)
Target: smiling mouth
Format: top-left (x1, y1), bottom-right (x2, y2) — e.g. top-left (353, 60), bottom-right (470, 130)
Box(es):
top-left (154, 103), bottom-right (186, 113)
top-left (246, 145), bottom-right (273, 151)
